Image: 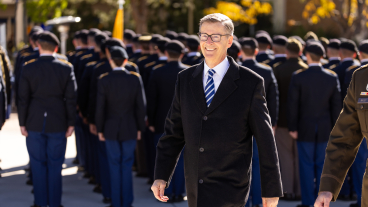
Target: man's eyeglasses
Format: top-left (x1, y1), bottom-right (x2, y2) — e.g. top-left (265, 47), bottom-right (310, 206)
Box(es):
top-left (198, 33), bottom-right (231, 42)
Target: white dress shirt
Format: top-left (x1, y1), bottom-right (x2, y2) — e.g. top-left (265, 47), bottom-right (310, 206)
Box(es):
top-left (203, 57), bottom-right (230, 92)
top-left (342, 57), bottom-right (353, 62)
top-left (329, 57), bottom-right (340, 61)
top-left (188, 52), bottom-right (201, 57)
top-left (113, 67), bottom-right (126, 71)
top-left (308, 63), bottom-right (322, 67)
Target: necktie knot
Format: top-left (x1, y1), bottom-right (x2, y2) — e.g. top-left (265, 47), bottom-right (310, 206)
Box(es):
top-left (208, 69), bottom-right (216, 78)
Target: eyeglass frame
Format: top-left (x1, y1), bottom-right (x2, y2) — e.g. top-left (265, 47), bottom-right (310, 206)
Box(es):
top-left (197, 32), bottom-right (232, 42)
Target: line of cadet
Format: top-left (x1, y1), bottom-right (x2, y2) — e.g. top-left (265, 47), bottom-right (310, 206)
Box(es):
top-left (10, 25), bottom-right (368, 207)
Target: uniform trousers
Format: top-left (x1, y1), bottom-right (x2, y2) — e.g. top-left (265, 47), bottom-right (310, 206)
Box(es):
top-left (27, 131), bottom-right (66, 207)
top-left (105, 139), bottom-right (137, 207)
top-left (97, 139), bottom-right (111, 198)
top-left (146, 129), bottom-right (155, 182)
top-left (90, 133), bottom-right (101, 184)
top-left (245, 139), bottom-right (262, 207)
top-left (74, 115), bottom-right (86, 167)
top-left (297, 141), bottom-right (328, 206)
top-left (274, 127), bottom-right (300, 196)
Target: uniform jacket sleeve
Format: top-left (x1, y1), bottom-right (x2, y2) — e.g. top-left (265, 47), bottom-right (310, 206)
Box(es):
top-left (95, 79), bottom-right (106, 133)
top-left (135, 76), bottom-right (147, 132)
top-left (319, 71), bottom-right (363, 201)
top-left (330, 75), bottom-right (342, 125)
top-left (267, 70), bottom-right (279, 126)
top-left (17, 66), bottom-right (31, 127)
top-left (288, 74), bottom-right (300, 131)
top-left (147, 71), bottom-right (157, 127)
top-left (249, 78), bottom-right (283, 197)
top-left (64, 66), bottom-right (77, 126)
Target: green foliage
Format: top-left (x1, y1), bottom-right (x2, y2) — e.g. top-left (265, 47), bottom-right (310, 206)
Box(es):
top-left (26, 0), bottom-right (69, 23)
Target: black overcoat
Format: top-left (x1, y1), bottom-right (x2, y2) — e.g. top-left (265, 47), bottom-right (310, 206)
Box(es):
top-left (154, 57), bottom-right (283, 207)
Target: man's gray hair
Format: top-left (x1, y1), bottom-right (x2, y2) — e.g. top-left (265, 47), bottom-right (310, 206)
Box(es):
top-left (199, 13), bottom-right (234, 35)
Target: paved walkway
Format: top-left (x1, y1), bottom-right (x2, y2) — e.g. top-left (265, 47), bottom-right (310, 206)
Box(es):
top-left (0, 113), bottom-right (355, 207)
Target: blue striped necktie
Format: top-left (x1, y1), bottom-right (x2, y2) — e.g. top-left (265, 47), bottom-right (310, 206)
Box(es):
top-left (205, 69), bottom-right (216, 107)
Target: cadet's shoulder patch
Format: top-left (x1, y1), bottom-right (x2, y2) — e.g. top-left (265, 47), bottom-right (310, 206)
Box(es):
top-left (347, 65), bottom-right (359, 71)
top-left (128, 61), bottom-right (138, 68)
top-left (259, 63), bottom-right (272, 69)
top-left (22, 52), bottom-right (31, 57)
top-left (153, 63), bottom-right (165, 70)
top-left (99, 72), bottom-right (109, 79)
top-left (57, 58), bottom-right (73, 67)
top-left (67, 51), bottom-right (75, 56)
top-left (95, 62), bottom-right (105, 68)
top-left (137, 56), bottom-right (148, 62)
top-left (81, 54), bottom-right (92, 60)
top-left (145, 61), bottom-right (156, 68)
top-left (86, 61), bottom-right (97, 67)
top-left (325, 69), bottom-right (337, 75)
top-left (295, 68), bottom-right (306, 74)
top-left (262, 59), bottom-right (271, 64)
top-left (273, 61), bottom-right (282, 68)
top-left (329, 64), bottom-right (338, 70)
top-left (129, 71), bottom-right (141, 77)
top-left (24, 59), bottom-right (36, 66)
top-left (76, 51), bottom-right (84, 56)
top-left (57, 53), bottom-right (68, 59)
top-left (193, 56), bottom-right (200, 61)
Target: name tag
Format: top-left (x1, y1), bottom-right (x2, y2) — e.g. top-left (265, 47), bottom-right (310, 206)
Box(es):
top-left (361, 92), bottom-right (368, 95)
top-left (358, 98), bottom-right (368, 103)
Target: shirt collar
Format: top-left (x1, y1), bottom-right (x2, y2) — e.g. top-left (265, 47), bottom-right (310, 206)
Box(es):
top-left (159, 56), bottom-right (168, 61)
top-left (275, 54), bottom-right (287, 58)
top-left (309, 63), bottom-right (322, 67)
top-left (242, 57), bottom-right (255, 61)
top-left (361, 59), bottom-right (368, 63)
top-left (88, 46), bottom-right (94, 49)
top-left (113, 67), bottom-right (126, 71)
top-left (40, 53), bottom-right (54, 57)
top-left (342, 57), bottom-right (353, 62)
top-left (257, 51), bottom-right (266, 55)
top-left (204, 57), bottom-right (230, 78)
top-left (126, 44), bottom-right (133, 47)
top-left (76, 46), bottom-right (82, 50)
top-left (134, 49), bottom-right (142, 53)
top-left (329, 57), bottom-right (340, 61)
top-left (187, 52), bottom-right (200, 57)
top-left (34, 47), bottom-right (39, 51)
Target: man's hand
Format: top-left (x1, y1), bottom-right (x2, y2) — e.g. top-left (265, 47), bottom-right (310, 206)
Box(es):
top-left (289, 131), bottom-right (298, 139)
top-left (137, 131), bottom-right (141, 140)
top-left (314, 191), bottom-right (333, 207)
top-left (151, 179), bottom-right (169, 202)
top-left (98, 132), bottom-right (105, 142)
top-left (89, 124), bottom-right (97, 135)
top-left (20, 126), bottom-right (28, 137)
top-left (149, 126), bottom-right (155, 133)
top-left (66, 126), bottom-right (74, 137)
top-left (262, 197), bottom-right (279, 207)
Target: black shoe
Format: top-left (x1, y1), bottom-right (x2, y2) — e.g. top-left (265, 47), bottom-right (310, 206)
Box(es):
top-left (26, 179), bottom-right (33, 185)
top-left (253, 205), bottom-right (260, 207)
top-left (31, 188), bottom-right (34, 194)
top-left (77, 166), bottom-right (84, 172)
top-left (72, 158), bottom-right (79, 165)
top-left (350, 203), bottom-right (360, 207)
top-left (147, 178), bottom-right (153, 185)
top-left (166, 195), bottom-right (176, 203)
top-left (83, 172), bottom-right (91, 178)
top-left (93, 185), bottom-right (102, 193)
top-left (103, 197), bottom-right (111, 204)
top-left (88, 176), bottom-right (96, 185)
top-left (30, 205), bottom-right (42, 207)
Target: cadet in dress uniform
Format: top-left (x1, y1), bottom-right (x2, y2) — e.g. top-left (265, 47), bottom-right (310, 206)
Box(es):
top-left (319, 37), bottom-right (329, 65)
top-left (0, 45), bottom-right (9, 128)
top-left (182, 35), bottom-right (202, 66)
top-left (138, 34), bottom-right (161, 87)
top-left (273, 38), bottom-right (307, 200)
top-left (165, 30), bottom-right (178, 40)
top-left (96, 46), bottom-right (146, 207)
top-left (255, 32), bottom-right (274, 64)
top-left (322, 39), bottom-right (341, 69)
top-left (18, 31), bottom-right (77, 207)
top-left (123, 29), bottom-right (136, 58)
top-left (288, 42), bottom-right (341, 207)
top-left (359, 40), bottom-right (368, 66)
top-left (177, 32), bottom-right (189, 62)
top-left (291, 36), bottom-right (308, 63)
top-left (128, 34), bottom-right (142, 63)
top-left (147, 40), bottom-right (187, 203)
top-left (143, 37), bottom-right (169, 84)
top-left (240, 37), bottom-right (279, 207)
top-left (268, 35), bottom-right (288, 69)
top-left (227, 40), bottom-right (241, 63)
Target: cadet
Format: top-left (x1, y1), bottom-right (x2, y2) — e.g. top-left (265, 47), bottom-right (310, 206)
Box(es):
top-left (143, 37), bottom-right (169, 81)
top-left (96, 46), bottom-right (146, 207)
top-left (182, 35), bottom-right (202, 66)
top-left (255, 32), bottom-right (274, 64)
top-left (147, 40), bottom-right (187, 203)
top-left (66, 31), bottom-right (80, 65)
top-left (0, 45), bottom-right (9, 128)
top-left (227, 40), bottom-right (241, 63)
top-left (18, 31), bottom-right (77, 207)
top-left (288, 42), bottom-right (341, 207)
top-left (123, 29), bottom-right (136, 58)
top-left (138, 34), bottom-right (161, 87)
top-left (239, 37), bottom-right (278, 207)
top-left (268, 35), bottom-right (288, 69)
top-left (273, 38), bottom-right (307, 200)
top-left (323, 39), bottom-right (341, 69)
top-left (304, 31), bottom-right (318, 41)
top-left (72, 29), bottom-right (90, 74)
top-left (359, 40), bottom-right (368, 66)
top-left (291, 36), bottom-right (308, 63)
top-left (128, 34), bottom-right (141, 63)
top-left (165, 30), bottom-right (178, 40)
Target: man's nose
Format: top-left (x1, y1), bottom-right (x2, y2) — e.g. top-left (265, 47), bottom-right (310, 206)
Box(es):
top-left (206, 36), bottom-right (214, 44)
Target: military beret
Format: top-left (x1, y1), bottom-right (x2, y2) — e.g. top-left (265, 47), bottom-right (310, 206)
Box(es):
top-left (177, 33), bottom-right (189, 41)
top-left (304, 31), bottom-right (318, 41)
top-left (165, 40), bottom-right (185, 54)
top-left (186, 35), bottom-right (200, 46)
top-left (104, 38), bottom-right (126, 49)
top-left (139, 35), bottom-right (152, 42)
top-left (79, 29), bottom-right (89, 42)
top-left (150, 34), bottom-right (163, 44)
top-left (109, 46), bottom-right (128, 60)
top-left (327, 39), bottom-right (341, 50)
top-left (31, 30), bottom-right (43, 42)
top-left (255, 30), bottom-right (269, 35)
top-left (166, 30), bottom-right (178, 40)
top-left (273, 35), bottom-right (288, 46)
top-left (124, 29), bottom-right (136, 41)
top-left (88, 28), bottom-right (101, 36)
top-left (29, 26), bottom-right (43, 37)
top-left (38, 31), bottom-right (60, 46)
top-left (240, 37), bottom-right (258, 49)
top-left (133, 34), bottom-right (141, 43)
top-left (255, 33), bottom-right (272, 45)
top-left (305, 42), bottom-right (325, 57)
top-left (286, 38), bottom-right (302, 54)
top-left (103, 30), bottom-right (112, 38)
top-left (290, 36), bottom-right (305, 46)
top-left (228, 40), bottom-right (241, 53)
top-left (157, 37), bottom-right (170, 52)
top-left (358, 40), bottom-right (368, 54)
top-left (94, 33), bottom-right (109, 46)
top-left (340, 40), bottom-right (358, 53)
top-left (73, 31), bottom-right (80, 39)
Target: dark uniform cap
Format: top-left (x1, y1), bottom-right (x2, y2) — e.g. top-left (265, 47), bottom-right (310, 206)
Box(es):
top-left (124, 29), bottom-right (136, 40)
top-left (29, 26), bottom-right (44, 37)
top-left (241, 37), bottom-right (258, 49)
top-left (150, 34), bottom-right (163, 44)
top-left (139, 35), bottom-right (152, 42)
top-left (320, 37), bottom-right (329, 46)
top-left (340, 40), bottom-right (358, 53)
top-left (165, 40), bottom-right (185, 54)
top-left (157, 37), bottom-right (170, 53)
top-left (38, 31), bottom-right (60, 46)
top-left (327, 39), bottom-right (341, 50)
top-left (304, 31), bottom-right (318, 41)
top-left (255, 33), bottom-right (272, 45)
top-left (103, 30), bottom-right (112, 38)
top-left (305, 42), bottom-right (325, 57)
top-left (273, 35), bottom-right (288, 46)
top-left (358, 40), bottom-right (368, 54)
top-left (31, 30), bottom-right (43, 42)
top-left (88, 28), bottom-right (101, 36)
top-left (286, 38), bottom-right (302, 54)
top-left (79, 29), bottom-right (89, 42)
top-left (290, 36), bottom-right (305, 46)
top-left (255, 30), bottom-right (269, 35)
top-left (74, 31), bottom-right (80, 39)
top-left (94, 33), bottom-right (109, 46)
top-left (133, 34), bottom-right (141, 43)
top-left (104, 38), bottom-right (126, 49)
top-left (109, 46), bottom-right (128, 60)
top-left (186, 35), bottom-right (200, 46)
top-left (165, 30), bottom-right (178, 40)
top-left (229, 40), bottom-right (241, 53)
top-left (177, 33), bottom-right (189, 41)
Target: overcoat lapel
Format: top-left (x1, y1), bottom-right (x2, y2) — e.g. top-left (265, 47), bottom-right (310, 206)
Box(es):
top-left (190, 62), bottom-right (207, 114)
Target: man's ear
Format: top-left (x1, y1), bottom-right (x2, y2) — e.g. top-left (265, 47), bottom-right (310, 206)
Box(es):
top-left (227, 36), bottom-right (234, 49)
top-left (54, 46), bottom-right (59, 53)
top-left (254, 48), bottom-right (259, 56)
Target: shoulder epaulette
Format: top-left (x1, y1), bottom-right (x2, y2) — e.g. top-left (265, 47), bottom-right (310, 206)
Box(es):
top-left (86, 61), bottom-right (97, 67)
top-left (347, 65), bottom-right (359, 71)
top-left (67, 51), bottom-right (75, 55)
top-left (95, 62), bottom-right (105, 68)
top-left (193, 56), bottom-right (200, 61)
top-left (76, 51), bottom-right (84, 56)
top-left (273, 61), bottom-right (282, 68)
top-left (130, 71), bottom-right (141, 77)
top-left (57, 58), bottom-right (73, 67)
top-left (145, 61), bottom-right (156, 68)
top-left (81, 54), bottom-right (92, 60)
top-left (356, 64), bottom-right (368, 72)
top-left (259, 63), bottom-right (272, 69)
top-left (24, 59), bottom-right (36, 66)
top-left (128, 61), bottom-right (138, 68)
top-left (137, 56), bottom-right (148, 62)
top-left (99, 72), bottom-right (109, 79)
top-left (262, 59), bottom-right (271, 64)
top-left (325, 69), bottom-right (337, 75)
top-left (153, 63), bottom-right (165, 70)
top-left (57, 53), bottom-right (67, 59)
top-left (329, 64), bottom-right (338, 70)
top-left (295, 68), bottom-right (306, 74)
top-left (22, 52), bottom-right (31, 57)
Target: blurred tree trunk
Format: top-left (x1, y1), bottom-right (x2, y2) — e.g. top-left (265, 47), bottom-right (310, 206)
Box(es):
top-left (130, 0), bottom-right (148, 34)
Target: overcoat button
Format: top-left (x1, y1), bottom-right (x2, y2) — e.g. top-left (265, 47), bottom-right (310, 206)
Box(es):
top-left (199, 148), bottom-right (204, 152)
top-left (199, 179), bottom-right (203, 184)
top-left (203, 116), bottom-right (208, 121)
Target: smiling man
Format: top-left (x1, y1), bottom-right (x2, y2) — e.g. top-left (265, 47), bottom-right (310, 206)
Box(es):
top-left (151, 13), bottom-right (283, 207)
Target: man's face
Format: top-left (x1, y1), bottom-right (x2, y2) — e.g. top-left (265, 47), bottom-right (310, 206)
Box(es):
top-left (199, 22), bottom-right (233, 63)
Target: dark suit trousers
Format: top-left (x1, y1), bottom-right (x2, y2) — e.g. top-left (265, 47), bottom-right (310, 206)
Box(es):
top-left (245, 139), bottom-right (262, 206)
top-left (27, 131), bottom-right (66, 207)
top-left (105, 139), bottom-right (136, 207)
top-left (275, 127), bottom-right (300, 195)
